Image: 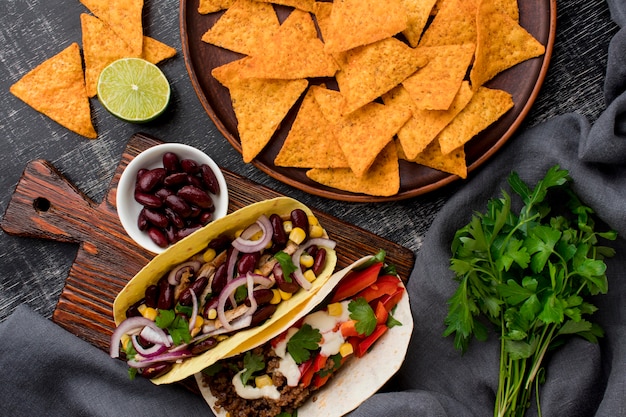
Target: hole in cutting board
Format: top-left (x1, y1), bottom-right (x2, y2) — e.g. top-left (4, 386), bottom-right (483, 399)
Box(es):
top-left (33, 197), bottom-right (51, 212)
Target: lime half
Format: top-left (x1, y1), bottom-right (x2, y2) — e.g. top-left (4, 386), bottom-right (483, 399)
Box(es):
top-left (97, 58), bottom-right (171, 123)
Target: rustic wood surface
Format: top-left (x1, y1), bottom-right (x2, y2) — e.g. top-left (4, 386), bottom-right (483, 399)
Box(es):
top-left (1, 133), bottom-right (415, 352)
top-left (0, 0), bottom-right (619, 331)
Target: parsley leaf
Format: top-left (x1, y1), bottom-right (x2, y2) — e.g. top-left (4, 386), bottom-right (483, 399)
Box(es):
top-left (349, 298), bottom-right (377, 336)
top-left (287, 324), bottom-right (321, 364)
top-left (444, 165), bottom-right (616, 417)
top-left (275, 251), bottom-right (297, 283)
top-left (155, 309), bottom-right (191, 345)
top-left (240, 351), bottom-right (265, 385)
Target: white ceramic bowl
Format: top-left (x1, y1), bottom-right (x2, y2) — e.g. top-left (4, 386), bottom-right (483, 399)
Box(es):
top-left (116, 143), bottom-right (229, 253)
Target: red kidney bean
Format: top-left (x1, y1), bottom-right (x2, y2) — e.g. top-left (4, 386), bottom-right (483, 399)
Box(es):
top-left (200, 164), bottom-right (220, 194)
top-left (244, 288), bottom-right (274, 307)
top-left (237, 252), bottom-right (260, 275)
top-left (137, 168), bottom-right (166, 192)
top-left (190, 337), bottom-right (218, 355)
top-left (157, 277), bottom-right (174, 309)
top-left (199, 211), bottom-right (213, 225)
top-left (212, 263), bottom-right (228, 294)
top-left (126, 299), bottom-right (144, 318)
top-left (141, 362), bottom-right (173, 379)
top-left (270, 214), bottom-right (287, 247)
top-left (163, 172), bottom-right (188, 188)
top-left (154, 187), bottom-right (173, 201)
top-left (164, 207), bottom-right (185, 229)
top-left (148, 227), bottom-right (169, 248)
top-left (164, 225), bottom-right (176, 244)
top-left (162, 152), bottom-right (180, 173)
top-left (179, 276), bottom-right (209, 306)
top-left (203, 297), bottom-right (219, 319)
top-left (136, 168), bottom-right (148, 184)
top-left (178, 185), bottom-right (214, 209)
top-left (144, 284), bottom-right (159, 308)
top-left (208, 236), bottom-right (231, 252)
top-left (180, 159), bottom-right (200, 174)
top-left (187, 174), bottom-right (204, 190)
top-left (164, 194), bottom-right (192, 218)
top-left (250, 304), bottom-right (278, 327)
top-left (143, 208), bottom-right (169, 229)
top-left (175, 224), bottom-right (202, 241)
top-left (137, 210), bottom-right (148, 231)
top-left (273, 262), bottom-right (300, 293)
top-left (290, 209), bottom-right (309, 233)
top-left (134, 191), bottom-right (162, 208)
top-left (312, 248), bottom-right (327, 276)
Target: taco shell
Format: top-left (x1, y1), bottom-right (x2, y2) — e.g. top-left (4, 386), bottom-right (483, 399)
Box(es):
top-left (195, 256), bottom-right (413, 416)
top-left (112, 197), bottom-right (338, 385)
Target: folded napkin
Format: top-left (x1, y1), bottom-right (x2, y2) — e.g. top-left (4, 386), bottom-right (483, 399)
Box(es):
top-left (2, 1), bottom-right (625, 416)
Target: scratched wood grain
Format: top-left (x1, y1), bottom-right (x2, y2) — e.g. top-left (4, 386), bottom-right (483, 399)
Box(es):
top-left (0, 133), bottom-right (415, 354)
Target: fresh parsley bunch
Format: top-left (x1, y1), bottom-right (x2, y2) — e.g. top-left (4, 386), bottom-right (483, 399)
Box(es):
top-left (443, 165), bottom-right (616, 417)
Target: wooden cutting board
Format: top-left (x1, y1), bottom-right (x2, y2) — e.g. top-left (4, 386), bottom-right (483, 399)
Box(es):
top-left (1, 133), bottom-right (415, 354)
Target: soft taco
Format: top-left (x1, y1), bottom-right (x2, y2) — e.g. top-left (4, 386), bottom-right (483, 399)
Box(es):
top-left (110, 197), bottom-right (338, 385)
top-left (195, 251), bottom-right (413, 417)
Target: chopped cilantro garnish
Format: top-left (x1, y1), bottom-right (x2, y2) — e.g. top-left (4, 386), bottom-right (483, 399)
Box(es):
top-left (348, 298), bottom-right (377, 336)
top-left (317, 353), bottom-right (342, 378)
top-left (202, 363), bottom-right (223, 377)
top-left (287, 324), bottom-right (322, 364)
top-left (275, 251), bottom-right (297, 283)
top-left (155, 309), bottom-right (191, 345)
top-left (241, 351), bottom-right (265, 385)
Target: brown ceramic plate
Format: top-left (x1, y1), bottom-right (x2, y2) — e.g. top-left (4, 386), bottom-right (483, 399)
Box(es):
top-left (180, 0), bottom-right (556, 202)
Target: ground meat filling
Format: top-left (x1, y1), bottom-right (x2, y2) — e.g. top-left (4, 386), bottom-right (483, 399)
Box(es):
top-left (203, 345), bottom-right (320, 417)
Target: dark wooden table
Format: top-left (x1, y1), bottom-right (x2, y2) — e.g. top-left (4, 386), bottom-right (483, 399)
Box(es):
top-left (0, 0), bottom-right (619, 326)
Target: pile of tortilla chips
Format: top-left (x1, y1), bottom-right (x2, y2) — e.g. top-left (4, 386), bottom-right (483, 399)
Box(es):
top-left (9, 0), bottom-right (176, 139)
top-left (200, 0), bottom-right (545, 197)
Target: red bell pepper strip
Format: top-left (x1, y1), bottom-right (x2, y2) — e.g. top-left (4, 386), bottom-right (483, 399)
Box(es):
top-left (380, 287), bottom-right (405, 313)
top-left (355, 324), bottom-right (388, 358)
top-left (374, 301), bottom-right (389, 325)
top-left (356, 275), bottom-right (402, 303)
top-left (330, 262), bottom-right (383, 303)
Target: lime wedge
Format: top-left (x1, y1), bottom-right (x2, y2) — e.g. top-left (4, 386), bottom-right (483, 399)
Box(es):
top-left (97, 58), bottom-right (171, 123)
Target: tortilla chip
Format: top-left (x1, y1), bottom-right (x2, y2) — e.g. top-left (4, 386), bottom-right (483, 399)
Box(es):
top-left (10, 43), bottom-right (96, 139)
top-left (419, 0), bottom-right (478, 47)
top-left (81, 13), bottom-right (138, 97)
top-left (313, 87), bottom-right (411, 177)
top-left (275, 87), bottom-right (349, 169)
top-left (382, 81), bottom-right (473, 159)
top-left (201, 0), bottom-right (280, 56)
top-left (470, 0), bottom-right (545, 89)
top-left (313, 1), bottom-right (333, 42)
top-left (401, 0), bottom-right (438, 47)
top-left (306, 142), bottom-right (400, 196)
top-left (79, 0), bottom-right (144, 56)
top-left (256, 0), bottom-right (316, 12)
top-left (402, 43), bottom-right (475, 110)
top-left (437, 86), bottom-right (513, 154)
top-left (495, 0), bottom-right (519, 21)
top-left (198, 0), bottom-right (236, 14)
top-left (400, 138), bottom-right (467, 178)
top-left (335, 37), bottom-right (428, 115)
top-left (142, 37), bottom-right (177, 65)
top-left (237, 10), bottom-right (338, 79)
top-left (212, 59), bottom-right (308, 163)
top-left (323, 0), bottom-right (408, 53)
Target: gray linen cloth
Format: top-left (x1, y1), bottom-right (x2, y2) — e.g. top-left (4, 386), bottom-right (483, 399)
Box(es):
top-left (2, 0), bottom-right (625, 415)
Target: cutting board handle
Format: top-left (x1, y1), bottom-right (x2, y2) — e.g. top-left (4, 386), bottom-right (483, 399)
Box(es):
top-left (1, 159), bottom-right (99, 243)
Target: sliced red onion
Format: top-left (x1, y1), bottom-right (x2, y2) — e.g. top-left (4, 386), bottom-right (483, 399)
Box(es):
top-left (243, 273), bottom-right (258, 319)
top-left (168, 260), bottom-right (202, 285)
top-left (131, 335), bottom-right (168, 358)
top-left (188, 289), bottom-right (198, 333)
top-left (232, 215), bottom-right (273, 253)
top-left (291, 238), bottom-right (336, 291)
top-left (140, 326), bottom-right (172, 347)
top-left (216, 274), bottom-right (274, 331)
top-left (127, 349), bottom-right (193, 368)
top-left (110, 316), bottom-right (170, 358)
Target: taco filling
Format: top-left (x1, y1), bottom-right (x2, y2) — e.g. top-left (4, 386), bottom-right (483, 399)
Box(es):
top-left (198, 254), bottom-right (406, 417)
top-left (110, 203), bottom-right (337, 382)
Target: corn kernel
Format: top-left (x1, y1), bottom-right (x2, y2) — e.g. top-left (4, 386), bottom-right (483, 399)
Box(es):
top-left (270, 289), bottom-right (282, 304)
top-left (191, 327), bottom-right (201, 337)
top-left (194, 316), bottom-right (204, 329)
top-left (207, 308), bottom-right (218, 320)
top-left (142, 307), bottom-right (158, 321)
top-left (309, 224), bottom-right (324, 239)
top-left (300, 253), bottom-right (314, 268)
top-left (255, 374), bottom-right (274, 389)
top-left (307, 215), bottom-right (319, 226)
top-left (303, 269), bottom-right (316, 283)
top-left (203, 248), bottom-right (217, 263)
top-left (339, 342), bottom-right (354, 357)
top-left (289, 227), bottom-right (306, 245)
top-left (137, 304), bottom-right (147, 315)
top-left (327, 302), bottom-right (343, 316)
top-left (283, 220), bottom-right (293, 233)
top-left (216, 335), bottom-right (229, 342)
top-left (279, 289), bottom-right (293, 301)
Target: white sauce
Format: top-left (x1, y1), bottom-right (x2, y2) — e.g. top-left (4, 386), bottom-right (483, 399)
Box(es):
top-left (232, 369), bottom-right (281, 400)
